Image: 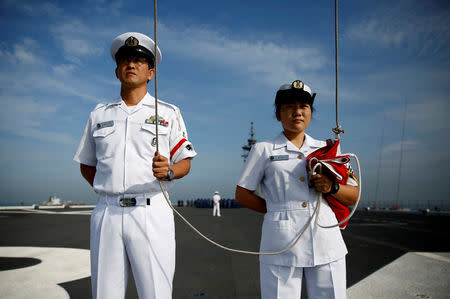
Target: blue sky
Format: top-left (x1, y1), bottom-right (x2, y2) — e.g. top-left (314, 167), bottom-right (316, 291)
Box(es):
top-left (0, 0), bottom-right (449, 208)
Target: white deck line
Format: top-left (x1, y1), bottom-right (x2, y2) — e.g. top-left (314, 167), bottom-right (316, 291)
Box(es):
top-left (348, 252), bottom-right (450, 299)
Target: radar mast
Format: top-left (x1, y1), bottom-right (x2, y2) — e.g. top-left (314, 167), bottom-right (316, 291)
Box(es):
top-left (242, 122), bottom-right (256, 162)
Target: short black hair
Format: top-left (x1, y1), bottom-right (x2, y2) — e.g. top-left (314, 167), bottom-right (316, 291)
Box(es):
top-left (275, 89), bottom-right (315, 115)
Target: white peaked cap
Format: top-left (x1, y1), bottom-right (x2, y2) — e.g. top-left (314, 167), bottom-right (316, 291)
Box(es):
top-left (110, 32), bottom-right (162, 67)
top-left (278, 80), bottom-right (312, 96)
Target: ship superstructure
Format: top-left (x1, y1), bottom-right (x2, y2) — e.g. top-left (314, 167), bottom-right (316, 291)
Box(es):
top-left (242, 122), bottom-right (256, 162)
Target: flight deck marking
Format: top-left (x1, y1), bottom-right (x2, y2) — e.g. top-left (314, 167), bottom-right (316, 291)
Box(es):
top-left (413, 252), bottom-right (450, 263)
top-left (0, 246), bottom-right (90, 299)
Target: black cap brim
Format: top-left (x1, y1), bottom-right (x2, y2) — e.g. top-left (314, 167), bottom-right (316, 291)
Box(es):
top-left (275, 89), bottom-right (316, 106)
top-left (115, 46), bottom-right (155, 68)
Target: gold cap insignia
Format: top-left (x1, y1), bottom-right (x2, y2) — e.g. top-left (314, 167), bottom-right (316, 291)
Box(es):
top-left (125, 36), bottom-right (139, 47)
top-left (292, 80), bottom-right (304, 90)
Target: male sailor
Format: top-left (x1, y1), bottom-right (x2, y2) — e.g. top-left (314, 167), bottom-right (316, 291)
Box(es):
top-left (74, 32), bottom-right (197, 299)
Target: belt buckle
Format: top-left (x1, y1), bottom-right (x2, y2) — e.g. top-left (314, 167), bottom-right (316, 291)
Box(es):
top-left (119, 198), bottom-right (136, 207)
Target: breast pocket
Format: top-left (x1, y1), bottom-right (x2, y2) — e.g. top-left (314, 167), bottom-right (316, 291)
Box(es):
top-left (140, 123), bottom-right (170, 155)
top-left (93, 125), bottom-right (116, 160)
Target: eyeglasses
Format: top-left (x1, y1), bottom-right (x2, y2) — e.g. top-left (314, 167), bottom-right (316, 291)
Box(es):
top-left (117, 56), bottom-right (149, 66)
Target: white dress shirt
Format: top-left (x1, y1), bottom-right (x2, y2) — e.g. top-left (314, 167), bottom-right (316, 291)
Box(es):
top-left (74, 93), bottom-right (197, 195)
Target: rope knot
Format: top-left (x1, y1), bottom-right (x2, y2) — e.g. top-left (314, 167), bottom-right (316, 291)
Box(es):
top-left (332, 125), bottom-right (345, 136)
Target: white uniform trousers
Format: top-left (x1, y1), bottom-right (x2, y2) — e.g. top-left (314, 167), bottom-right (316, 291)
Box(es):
top-left (213, 203), bottom-right (221, 216)
top-left (90, 193), bottom-right (175, 299)
top-left (260, 257), bottom-right (346, 299)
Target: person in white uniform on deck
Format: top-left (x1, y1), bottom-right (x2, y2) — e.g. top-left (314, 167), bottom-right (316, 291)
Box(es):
top-left (73, 32), bottom-right (197, 299)
top-left (212, 191), bottom-right (221, 217)
top-left (235, 80), bottom-right (358, 299)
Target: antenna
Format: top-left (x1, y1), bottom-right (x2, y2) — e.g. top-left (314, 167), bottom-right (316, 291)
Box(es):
top-left (395, 99), bottom-right (408, 210)
top-left (374, 112), bottom-right (386, 209)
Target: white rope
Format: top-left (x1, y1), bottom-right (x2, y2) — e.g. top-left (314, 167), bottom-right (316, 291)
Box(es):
top-left (159, 181), bottom-right (319, 255)
top-left (151, 0), bottom-right (361, 255)
top-left (332, 0), bottom-right (345, 138)
top-left (153, 0), bottom-right (159, 153)
top-left (151, 0), bottom-right (321, 255)
top-left (313, 153), bottom-right (363, 229)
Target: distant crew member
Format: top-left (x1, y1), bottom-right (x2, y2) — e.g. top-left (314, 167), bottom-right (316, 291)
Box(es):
top-left (235, 80), bottom-right (358, 299)
top-left (74, 32), bottom-right (197, 299)
top-left (212, 191), bottom-right (221, 217)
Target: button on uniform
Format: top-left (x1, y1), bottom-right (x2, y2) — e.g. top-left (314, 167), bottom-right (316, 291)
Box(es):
top-left (302, 202), bottom-right (308, 208)
top-left (299, 176), bottom-right (306, 182)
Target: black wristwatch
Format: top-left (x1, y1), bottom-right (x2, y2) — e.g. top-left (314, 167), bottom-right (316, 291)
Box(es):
top-left (326, 181), bottom-right (340, 195)
top-left (165, 167), bottom-right (174, 181)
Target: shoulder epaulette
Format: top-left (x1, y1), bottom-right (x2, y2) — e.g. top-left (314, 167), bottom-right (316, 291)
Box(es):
top-left (157, 99), bottom-right (179, 112)
top-left (156, 99), bottom-right (185, 133)
top-left (93, 103), bottom-right (108, 111)
top-left (94, 99), bottom-right (122, 111)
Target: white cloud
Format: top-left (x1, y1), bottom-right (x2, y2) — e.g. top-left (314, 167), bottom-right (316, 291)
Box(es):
top-left (406, 99), bottom-right (450, 131)
top-left (91, 74), bottom-right (120, 87)
top-left (61, 38), bottom-right (100, 57)
top-left (378, 96), bottom-right (450, 134)
top-left (0, 96), bottom-right (75, 145)
top-left (0, 96), bottom-right (56, 129)
top-left (35, 76), bottom-right (105, 103)
top-left (21, 1), bottom-right (63, 16)
top-left (346, 18), bottom-right (406, 48)
top-left (52, 64), bottom-right (77, 76)
top-left (345, 5), bottom-right (450, 59)
top-left (14, 128), bottom-right (76, 145)
top-left (382, 140), bottom-right (418, 155)
top-left (0, 38), bottom-right (42, 65)
top-left (50, 19), bottom-right (104, 62)
top-left (0, 68), bottom-right (105, 104)
top-left (90, 0), bottom-right (125, 16)
top-left (159, 23), bottom-right (327, 85)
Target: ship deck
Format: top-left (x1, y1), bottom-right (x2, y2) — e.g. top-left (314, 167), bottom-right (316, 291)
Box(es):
top-left (1, 207), bottom-right (449, 298)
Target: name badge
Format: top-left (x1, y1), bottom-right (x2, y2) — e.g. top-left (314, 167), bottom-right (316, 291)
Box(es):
top-left (269, 155), bottom-right (289, 161)
top-left (96, 120), bottom-right (114, 129)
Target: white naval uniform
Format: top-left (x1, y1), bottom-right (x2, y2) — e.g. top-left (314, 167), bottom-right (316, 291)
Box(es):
top-left (236, 133), bottom-right (357, 299)
top-left (74, 93), bottom-right (197, 299)
top-left (212, 194), bottom-right (221, 216)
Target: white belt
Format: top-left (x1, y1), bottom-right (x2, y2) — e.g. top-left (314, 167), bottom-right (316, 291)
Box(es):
top-left (99, 192), bottom-right (162, 207)
top-left (266, 199), bottom-right (318, 212)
